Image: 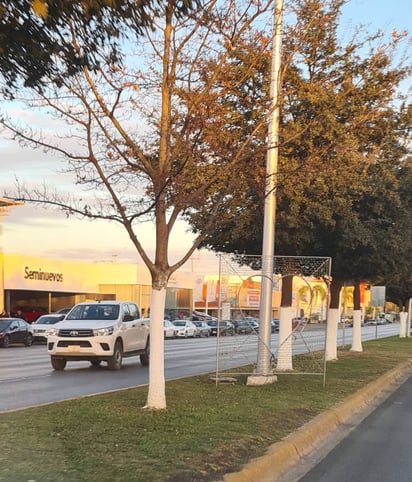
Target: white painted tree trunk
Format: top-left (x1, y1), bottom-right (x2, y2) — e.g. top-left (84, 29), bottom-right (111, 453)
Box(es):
top-left (350, 309), bottom-right (363, 352)
top-left (325, 308), bottom-right (339, 361)
top-left (276, 306), bottom-right (293, 371)
top-left (145, 287), bottom-right (166, 410)
top-left (399, 311), bottom-right (407, 338)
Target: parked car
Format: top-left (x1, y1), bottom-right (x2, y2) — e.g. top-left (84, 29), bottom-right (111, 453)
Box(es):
top-left (192, 311), bottom-right (217, 323)
top-left (247, 320), bottom-right (259, 332)
top-left (172, 320), bottom-right (197, 338)
top-left (242, 317), bottom-right (259, 323)
top-left (0, 318), bottom-right (33, 347)
top-left (207, 320), bottom-right (235, 336)
top-left (235, 320), bottom-right (256, 335)
top-left (11, 306), bottom-right (47, 323)
top-left (192, 321), bottom-right (212, 337)
top-left (31, 314), bottom-right (66, 343)
top-left (164, 320), bottom-right (178, 339)
top-left (271, 319), bottom-right (279, 333)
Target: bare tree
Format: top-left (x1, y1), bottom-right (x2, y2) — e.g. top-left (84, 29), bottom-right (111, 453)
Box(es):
top-left (0, 0), bottom-right (274, 409)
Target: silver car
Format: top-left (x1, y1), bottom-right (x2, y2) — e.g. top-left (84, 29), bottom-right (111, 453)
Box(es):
top-left (32, 314), bottom-right (66, 343)
top-left (164, 320), bottom-right (178, 338)
top-left (171, 320), bottom-right (197, 338)
top-left (192, 321), bottom-right (211, 337)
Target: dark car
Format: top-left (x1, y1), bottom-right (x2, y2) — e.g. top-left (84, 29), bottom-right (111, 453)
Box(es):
top-left (235, 320), bottom-right (256, 335)
top-left (207, 320), bottom-right (235, 336)
top-left (0, 318), bottom-right (33, 347)
top-left (271, 319), bottom-right (279, 333)
top-left (31, 314), bottom-right (66, 343)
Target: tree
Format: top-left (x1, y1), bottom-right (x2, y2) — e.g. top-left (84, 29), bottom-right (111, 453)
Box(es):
top-left (384, 155), bottom-right (412, 308)
top-left (0, 0), bottom-right (199, 94)
top-left (192, 0), bottom-right (411, 360)
top-left (193, 0), bottom-right (411, 265)
top-left (0, 0), bottom-right (274, 409)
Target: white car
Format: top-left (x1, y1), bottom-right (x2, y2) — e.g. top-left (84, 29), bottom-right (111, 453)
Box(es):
top-left (164, 320), bottom-right (178, 338)
top-left (47, 301), bottom-right (149, 370)
top-left (31, 313), bottom-right (66, 343)
top-left (171, 320), bottom-right (197, 338)
top-left (192, 321), bottom-right (212, 337)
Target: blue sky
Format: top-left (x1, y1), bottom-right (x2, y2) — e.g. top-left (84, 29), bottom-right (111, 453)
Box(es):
top-left (0, 0), bottom-right (410, 272)
top-left (342, 0), bottom-right (410, 33)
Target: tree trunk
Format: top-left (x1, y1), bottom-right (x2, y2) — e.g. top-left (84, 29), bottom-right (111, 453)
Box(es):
top-left (325, 278), bottom-right (343, 361)
top-left (351, 281), bottom-right (362, 352)
top-left (144, 287), bottom-right (167, 410)
top-left (277, 275), bottom-right (293, 371)
top-left (399, 311), bottom-right (408, 338)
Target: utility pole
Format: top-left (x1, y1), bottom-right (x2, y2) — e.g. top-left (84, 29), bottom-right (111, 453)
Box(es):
top-left (247, 0), bottom-right (283, 385)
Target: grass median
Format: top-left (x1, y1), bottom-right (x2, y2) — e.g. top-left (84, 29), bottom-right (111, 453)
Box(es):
top-left (1, 336), bottom-right (411, 482)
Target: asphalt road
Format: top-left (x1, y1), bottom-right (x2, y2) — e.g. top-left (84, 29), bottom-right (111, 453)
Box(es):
top-left (0, 337), bottom-right (220, 412)
top-left (299, 374), bottom-right (412, 482)
top-left (0, 324), bottom-right (401, 412)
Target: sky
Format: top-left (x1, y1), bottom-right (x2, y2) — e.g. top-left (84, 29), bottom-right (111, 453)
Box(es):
top-left (0, 0), bottom-right (410, 274)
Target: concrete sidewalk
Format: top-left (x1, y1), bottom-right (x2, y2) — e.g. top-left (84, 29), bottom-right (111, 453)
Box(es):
top-left (221, 360), bottom-right (412, 482)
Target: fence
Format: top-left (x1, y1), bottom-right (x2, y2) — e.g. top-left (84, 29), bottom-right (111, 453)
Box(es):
top-left (214, 254), bottom-right (331, 382)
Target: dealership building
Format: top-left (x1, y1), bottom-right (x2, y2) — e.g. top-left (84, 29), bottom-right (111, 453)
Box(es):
top-left (0, 252), bottom-right (196, 320)
top-left (0, 197), bottom-right (200, 319)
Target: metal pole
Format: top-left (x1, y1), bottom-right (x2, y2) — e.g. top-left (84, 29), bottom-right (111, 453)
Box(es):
top-left (250, 0), bottom-right (283, 380)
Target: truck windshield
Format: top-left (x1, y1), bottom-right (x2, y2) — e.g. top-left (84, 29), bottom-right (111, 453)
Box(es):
top-left (66, 304), bottom-right (120, 321)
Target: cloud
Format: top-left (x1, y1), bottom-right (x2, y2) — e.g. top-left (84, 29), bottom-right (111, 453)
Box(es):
top-left (1, 201), bottom-right (203, 262)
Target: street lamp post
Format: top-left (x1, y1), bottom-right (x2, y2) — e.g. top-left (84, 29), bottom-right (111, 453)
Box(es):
top-left (247, 0), bottom-right (283, 385)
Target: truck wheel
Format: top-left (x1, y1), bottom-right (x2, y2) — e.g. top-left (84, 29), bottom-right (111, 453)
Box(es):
top-left (107, 340), bottom-right (123, 370)
top-left (51, 357), bottom-right (66, 370)
top-left (25, 333), bottom-right (33, 346)
top-left (140, 338), bottom-right (150, 367)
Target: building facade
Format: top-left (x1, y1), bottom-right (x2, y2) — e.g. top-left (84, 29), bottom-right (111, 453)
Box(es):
top-left (0, 253), bottom-right (195, 320)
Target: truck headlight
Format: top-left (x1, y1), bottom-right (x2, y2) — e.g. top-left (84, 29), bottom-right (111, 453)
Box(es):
top-left (93, 326), bottom-right (114, 336)
top-left (48, 328), bottom-right (59, 337)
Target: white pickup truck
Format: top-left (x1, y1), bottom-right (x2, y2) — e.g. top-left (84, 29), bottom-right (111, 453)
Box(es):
top-left (47, 301), bottom-right (150, 370)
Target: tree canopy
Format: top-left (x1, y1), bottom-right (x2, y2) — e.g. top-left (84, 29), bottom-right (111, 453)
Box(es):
top-left (192, 0), bottom-right (411, 303)
top-left (0, 0), bottom-right (199, 94)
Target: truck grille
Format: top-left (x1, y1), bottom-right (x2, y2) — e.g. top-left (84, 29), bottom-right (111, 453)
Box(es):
top-left (58, 329), bottom-right (94, 337)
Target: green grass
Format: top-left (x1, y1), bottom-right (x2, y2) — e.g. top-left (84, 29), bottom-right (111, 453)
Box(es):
top-left (1, 337), bottom-right (411, 482)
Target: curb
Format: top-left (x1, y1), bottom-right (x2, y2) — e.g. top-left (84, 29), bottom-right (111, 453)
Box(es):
top-left (222, 360), bottom-right (412, 482)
